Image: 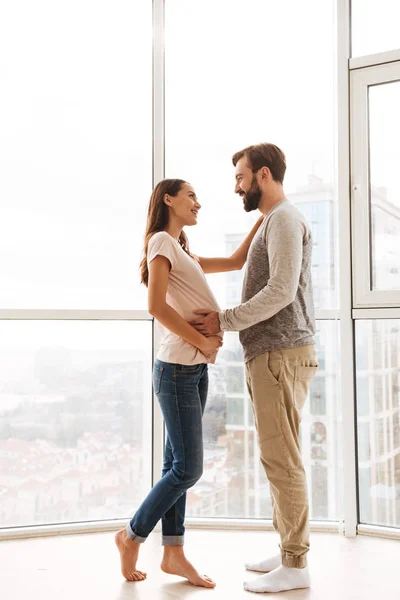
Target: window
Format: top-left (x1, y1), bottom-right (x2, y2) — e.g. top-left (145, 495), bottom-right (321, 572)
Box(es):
top-left (165, 0), bottom-right (337, 310)
top-left (358, 422), bottom-right (371, 463)
top-left (0, 0), bottom-right (152, 309)
top-left (165, 0), bottom-right (338, 521)
top-left (356, 320), bottom-right (400, 527)
top-left (227, 397), bottom-right (244, 427)
top-left (369, 83), bottom-right (400, 293)
top-left (0, 320), bottom-right (152, 527)
top-left (312, 465), bottom-right (328, 520)
top-left (351, 1), bottom-right (400, 57)
top-left (226, 366), bottom-right (245, 395)
top-left (310, 378), bottom-right (327, 416)
top-left (351, 62), bottom-right (400, 306)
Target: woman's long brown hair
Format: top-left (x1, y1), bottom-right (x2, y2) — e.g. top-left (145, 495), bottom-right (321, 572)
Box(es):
top-left (140, 179), bottom-right (193, 286)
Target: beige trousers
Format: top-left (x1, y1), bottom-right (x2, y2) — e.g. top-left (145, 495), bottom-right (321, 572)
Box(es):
top-left (245, 344), bottom-right (319, 568)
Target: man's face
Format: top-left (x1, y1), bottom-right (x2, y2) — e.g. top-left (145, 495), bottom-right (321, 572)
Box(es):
top-left (234, 157), bottom-right (262, 212)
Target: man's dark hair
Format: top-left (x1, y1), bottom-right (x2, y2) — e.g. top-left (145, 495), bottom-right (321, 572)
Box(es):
top-left (232, 143), bottom-right (286, 184)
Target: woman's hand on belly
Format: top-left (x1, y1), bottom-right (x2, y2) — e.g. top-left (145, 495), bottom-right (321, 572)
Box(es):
top-left (199, 335), bottom-right (223, 359)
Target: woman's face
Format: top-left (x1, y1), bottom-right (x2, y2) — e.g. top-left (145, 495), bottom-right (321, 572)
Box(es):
top-left (166, 183), bottom-right (201, 226)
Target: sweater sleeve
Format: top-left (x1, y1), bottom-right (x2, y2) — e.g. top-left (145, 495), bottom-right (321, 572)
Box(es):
top-left (218, 211), bottom-right (305, 332)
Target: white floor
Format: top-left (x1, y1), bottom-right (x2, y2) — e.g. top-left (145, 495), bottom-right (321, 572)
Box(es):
top-left (1, 528), bottom-right (399, 600)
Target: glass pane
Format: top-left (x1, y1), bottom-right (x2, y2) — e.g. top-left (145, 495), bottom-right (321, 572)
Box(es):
top-left (0, 321), bottom-right (152, 527)
top-left (352, 1), bottom-right (400, 57)
top-left (165, 0), bottom-right (338, 311)
top-left (355, 320), bottom-right (400, 527)
top-left (369, 82), bottom-right (400, 291)
top-left (0, 1), bottom-right (151, 309)
top-left (186, 322), bottom-right (341, 520)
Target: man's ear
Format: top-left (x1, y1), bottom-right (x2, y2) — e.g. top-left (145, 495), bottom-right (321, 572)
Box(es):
top-left (260, 166), bottom-right (271, 181)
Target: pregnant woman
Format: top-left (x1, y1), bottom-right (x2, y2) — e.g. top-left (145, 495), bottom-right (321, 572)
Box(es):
top-left (115, 178), bottom-right (262, 588)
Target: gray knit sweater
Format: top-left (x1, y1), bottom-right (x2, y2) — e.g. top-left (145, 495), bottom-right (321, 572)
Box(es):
top-left (218, 199), bottom-right (316, 362)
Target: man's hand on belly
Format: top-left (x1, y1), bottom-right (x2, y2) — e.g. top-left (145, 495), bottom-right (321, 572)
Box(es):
top-left (190, 309), bottom-right (220, 336)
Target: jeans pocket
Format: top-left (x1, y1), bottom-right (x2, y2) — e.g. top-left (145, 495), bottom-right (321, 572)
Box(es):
top-left (153, 366), bottom-right (164, 394)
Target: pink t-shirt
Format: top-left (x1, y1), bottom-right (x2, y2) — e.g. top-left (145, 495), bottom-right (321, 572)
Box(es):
top-left (147, 231), bottom-right (222, 365)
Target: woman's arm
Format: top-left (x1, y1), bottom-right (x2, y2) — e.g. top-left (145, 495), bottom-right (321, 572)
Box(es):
top-left (198, 215), bottom-right (264, 274)
top-left (148, 255), bottom-right (222, 356)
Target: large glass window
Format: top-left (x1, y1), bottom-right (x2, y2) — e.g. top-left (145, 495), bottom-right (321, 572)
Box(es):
top-left (6, 0), bottom-right (397, 536)
top-left (355, 320), bottom-right (400, 528)
top-left (165, 0), bottom-right (339, 520)
top-left (369, 82), bottom-right (400, 292)
top-left (351, 1), bottom-right (400, 58)
top-left (0, 321), bottom-right (152, 528)
top-left (0, 1), bottom-right (152, 309)
top-left (351, 61), bottom-right (400, 307)
top-left (165, 0), bottom-right (337, 310)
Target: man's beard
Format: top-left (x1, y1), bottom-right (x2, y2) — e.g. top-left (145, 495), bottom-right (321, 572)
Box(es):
top-left (242, 175), bottom-right (262, 212)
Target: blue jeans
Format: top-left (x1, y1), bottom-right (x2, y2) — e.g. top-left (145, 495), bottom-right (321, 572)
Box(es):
top-left (126, 359), bottom-right (208, 546)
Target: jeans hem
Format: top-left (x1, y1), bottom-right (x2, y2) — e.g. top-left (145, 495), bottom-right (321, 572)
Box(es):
top-left (162, 535), bottom-right (184, 546)
top-left (126, 522), bottom-right (147, 544)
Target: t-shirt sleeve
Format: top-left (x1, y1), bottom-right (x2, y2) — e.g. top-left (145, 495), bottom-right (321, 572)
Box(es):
top-left (147, 232), bottom-right (177, 270)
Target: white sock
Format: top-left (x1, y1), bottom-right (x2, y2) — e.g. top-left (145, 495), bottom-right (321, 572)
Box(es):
top-left (245, 553), bottom-right (281, 573)
top-left (243, 565), bottom-right (310, 593)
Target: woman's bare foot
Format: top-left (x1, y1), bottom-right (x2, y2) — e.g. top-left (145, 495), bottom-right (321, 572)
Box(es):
top-left (161, 546), bottom-right (215, 588)
top-left (115, 529), bottom-right (147, 582)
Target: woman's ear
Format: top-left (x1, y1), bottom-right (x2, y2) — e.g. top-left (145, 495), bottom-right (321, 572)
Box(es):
top-left (164, 194), bottom-right (172, 207)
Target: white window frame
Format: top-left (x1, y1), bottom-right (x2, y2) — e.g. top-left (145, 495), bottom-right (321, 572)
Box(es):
top-left (351, 60), bottom-right (400, 308)
top-left (337, 0), bottom-right (358, 538)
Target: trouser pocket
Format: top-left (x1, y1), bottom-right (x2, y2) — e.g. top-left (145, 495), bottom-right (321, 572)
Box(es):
top-left (293, 360), bottom-right (319, 410)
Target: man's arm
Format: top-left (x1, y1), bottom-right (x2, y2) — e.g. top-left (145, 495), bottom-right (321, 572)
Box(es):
top-left (218, 213), bottom-right (305, 332)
